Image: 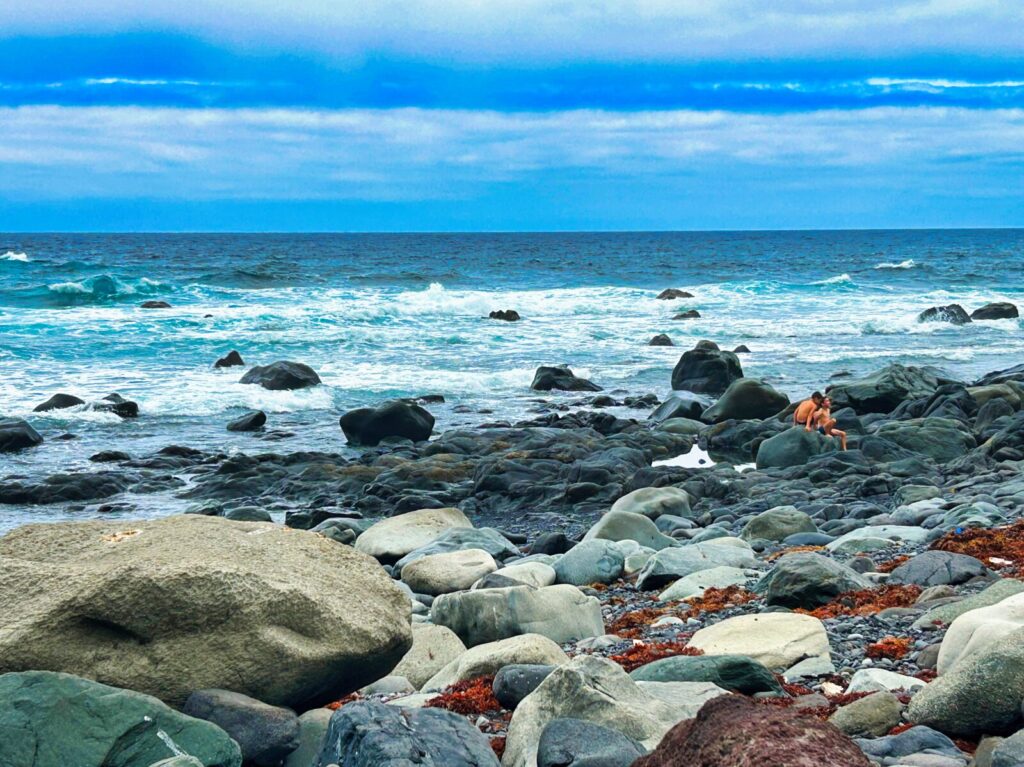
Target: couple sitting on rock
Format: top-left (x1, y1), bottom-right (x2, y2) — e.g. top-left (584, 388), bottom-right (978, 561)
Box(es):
top-left (793, 391), bottom-right (847, 450)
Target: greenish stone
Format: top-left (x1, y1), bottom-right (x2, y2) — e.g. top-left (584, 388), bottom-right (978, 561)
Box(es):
top-left (913, 578), bottom-right (1024, 629)
top-left (629, 654), bottom-right (783, 695)
top-left (0, 671), bottom-right (241, 767)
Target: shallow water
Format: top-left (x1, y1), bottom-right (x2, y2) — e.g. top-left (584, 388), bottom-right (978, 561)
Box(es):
top-left (2, 230), bottom-right (1022, 531)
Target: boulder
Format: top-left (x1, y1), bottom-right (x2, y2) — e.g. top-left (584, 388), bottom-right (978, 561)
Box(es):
top-left (214, 350), bottom-right (245, 368)
top-left (226, 410), bottom-right (266, 432)
top-left (530, 365), bottom-right (602, 392)
top-left (754, 552), bottom-right (870, 609)
top-left (339, 399), bottom-right (435, 446)
top-left (740, 505), bottom-right (817, 542)
top-left (239, 360), bottom-right (321, 390)
top-left (701, 378), bottom-right (790, 423)
top-left (673, 309), bottom-right (701, 319)
top-left (430, 584), bottom-right (603, 647)
top-left (935, 591), bottom-right (1024, 674)
top-left (315, 700), bottom-right (499, 767)
top-left (97, 393), bottom-right (140, 418)
top-left (140, 299), bottom-right (171, 308)
top-left (502, 655), bottom-right (726, 767)
top-left (689, 612), bottom-right (830, 671)
top-left (907, 624), bottom-right (1024, 736)
top-left (828, 692), bottom-right (903, 737)
top-left (583, 510), bottom-right (677, 551)
top-left (657, 288), bottom-right (693, 299)
top-left (611, 486), bottom-right (691, 519)
top-left (648, 334), bottom-right (673, 347)
top-left (285, 709), bottom-right (333, 767)
top-left (826, 363), bottom-right (944, 414)
top-left (0, 670), bottom-right (241, 767)
top-left (846, 668), bottom-right (927, 694)
top-left (755, 427), bottom-right (838, 469)
top-left (395, 527), bottom-right (521, 570)
top-left (873, 417), bottom-right (976, 463)
top-left (400, 548), bottom-right (497, 595)
top-left (671, 343), bottom-right (743, 395)
top-left (630, 654), bottom-right (783, 695)
top-left (536, 718), bottom-right (645, 767)
top-left (490, 562), bottom-right (557, 589)
top-left (887, 550), bottom-right (989, 588)
top-left (993, 730), bottom-right (1024, 767)
top-left (634, 694), bottom-right (870, 767)
top-left (913, 578), bottom-right (1024, 630)
top-left (489, 309), bottom-right (521, 321)
top-left (918, 304), bottom-right (972, 325)
top-left (636, 543), bottom-right (758, 590)
top-left (183, 689), bottom-right (299, 767)
top-left (0, 515), bottom-right (412, 709)
top-left (657, 566), bottom-right (751, 602)
top-left (354, 506), bottom-right (473, 563)
top-left (554, 540), bottom-right (625, 586)
top-left (856, 726), bottom-right (964, 765)
top-left (0, 418), bottom-right (43, 452)
top-left (33, 393), bottom-right (86, 412)
top-left (648, 391), bottom-right (714, 422)
top-left (493, 665), bottom-right (557, 710)
top-left (391, 623), bottom-right (467, 690)
top-left (422, 634), bottom-right (568, 691)
top-left (971, 302), bottom-right (1019, 320)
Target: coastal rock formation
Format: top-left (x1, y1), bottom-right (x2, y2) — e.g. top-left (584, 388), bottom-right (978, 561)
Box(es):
top-left (239, 360), bottom-right (321, 390)
top-left (971, 301), bottom-right (1019, 320)
top-left (826, 363), bottom-right (947, 413)
top-left (0, 515), bottom-right (412, 709)
top-left (0, 671), bottom-right (242, 767)
top-left (918, 304), bottom-right (972, 324)
top-left (489, 309), bottom-right (521, 321)
top-left (656, 288), bottom-right (694, 299)
top-left (633, 694), bottom-right (871, 767)
top-left (214, 350), bottom-right (245, 368)
top-left (339, 399), bottom-right (435, 445)
top-left (648, 333), bottom-right (673, 346)
top-left (0, 418), bottom-right (43, 452)
top-left (33, 393), bottom-right (86, 411)
top-left (701, 377), bottom-right (789, 422)
top-left (530, 365), bottom-right (603, 392)
top-left (670, 341), bottom-right (743, 394)
top-left (227, 409), bottom-right (266, 431)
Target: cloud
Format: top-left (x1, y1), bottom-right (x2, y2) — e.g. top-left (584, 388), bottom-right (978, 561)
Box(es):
top-left (1, 105), bottom-right (1021, 204)
top-left (2, 1), bottom-right (1022, 62)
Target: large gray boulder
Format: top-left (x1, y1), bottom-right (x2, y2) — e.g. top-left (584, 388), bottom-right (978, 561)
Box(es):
top-left (701, 378), bottom-right (789, 422)
top-left (339, 399), bottom-right (435, 446)
top-left (0, 418), bottom-right (43, 452)
top-left (826, 363), bottom-right (945, 414)
top-left (918, 304), bottom-right (972, 325)
top-left (0, 515), bottom-right (412, 709)
top-left (610, 486), bottom-right (691, 519)
top-left (636, 543), bottom-right (758, 590)
top-left (239, 360), bottom-right (321, 390)
top-left (183, 689), bottom-right (299, 767)
top-left (670, 342), bottom-right (743, 395)
top-left (648, 391), bottom-right (714, 422)
top-left (536, 718), bottom-right (645, 767)
top-left (755, 427), bottom-right (838, 469)
top-left (430, 584), bottom-right (603, 647)
top-left (972, 302), bottom-right (1019, 320)
top-left (754, 553), bottom-right (870, 609)
top-left (873, 417), bottom-right (976, 463)
top-left (583, 510), bottom-right (677, 551)
top-left (553, 540), bottom-right (625, 586)
top-left (315, 700), bottom-right (499, 767)
top-left (354, 506), bottom-right (473, 563)
top-left (0, 670), bottom-right (241, 767)
top-left (740, 505), bottom-right (817, 542)
top-left (887, 550), bottom-right (989, 587)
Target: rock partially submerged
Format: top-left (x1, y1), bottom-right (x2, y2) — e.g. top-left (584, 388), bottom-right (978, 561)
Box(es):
top-left (340, 399), bottom-right (435, 446)
top-left (0, 418), bottom-right (43, 452)
top-left (240, 360), bottom-right (321, 390)
top-left (33, 393), bottom-right (86, 411)
top-left (670, 342), bottom-right (743, 395)
top-left (531, 365), bottom-right (602, 392)
top-left (0, 515), bottom-right (412, 709)
top-left (918, 304), bottom-right (972, 325)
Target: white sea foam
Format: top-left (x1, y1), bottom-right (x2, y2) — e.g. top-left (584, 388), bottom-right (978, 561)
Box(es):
top-left (874, 258), bottom-right (916, 270)
top-left (813, 273), bottom-right (854, 286)
top-left (0, 251), bottom-right (29, 262)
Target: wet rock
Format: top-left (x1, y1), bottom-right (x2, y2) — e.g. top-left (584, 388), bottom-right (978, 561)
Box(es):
top-left (0, 470), bottom-right (130, 504)
top-left (0, 418), bottom-right (43, 452)
top-left (537, 718), bottom-right (645, 767)
top-left (648, 333), bottom-right (673, 346)
top-left (493, 664), bottom-right (556, 710)
top-left (648, 391), bottom-right (714, 422)
top-left (826, 363), bottom-right (947, 414)
top-left (430, 584), bottom-right (603, 647)
top-left (971, 302), bottom-right (1019, 320)
top-left (673, 309), bottom-right (701, 319)
top-left (701, 378), bottom-right (790, 423)
top-left (856, 726), bottom-right (964, 764)
top-left (874, 417), bottom-right (976, 463)
top-left (657, 288), bottom-right (694, 299)
top-left (315, 700), bottom-right (499, 767)
top-left (919, 304), bottom-right (972, 325)
top-left (0, 515), bottom-right (412, 709)
top-left (671, 342), bottom-right (743, 395)
top-left (632, 694), bottom-right (871, 767)
top-left (226, 410), bottom-right (266, 432)
top-left (0, 670), bottom-right (241, 767)
top-left (183, 689), bottom-right (300, 767)
top-left (96, 393), bottom-right (140, 418)
top-left (755, 427), bottom-right (838, 469)
top-left (33, 393), bottom-right (86, 412)
top-left (214, 350), bottom-right (245, 368)
top-left (340, 399), bottom-right (435, 446)
top-left (489, 309), bottom-right (521, 321)
top-left (239, 360), bottom-right (321, 391)
top-left (531, 365), bottom-right (603, 392)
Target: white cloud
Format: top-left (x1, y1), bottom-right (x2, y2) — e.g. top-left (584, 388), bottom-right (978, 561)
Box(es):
top-left (0, 105), bottom-right (1021, 201)
top-left (1, 1), bottom-right (1021, 61)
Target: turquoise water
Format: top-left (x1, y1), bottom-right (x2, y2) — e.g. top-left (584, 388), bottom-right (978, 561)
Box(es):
top-left (1, 230), bottom-right (1022, 518)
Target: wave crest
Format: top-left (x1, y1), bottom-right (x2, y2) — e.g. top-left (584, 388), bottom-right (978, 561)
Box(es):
top-left (874, 259), bottom-right (917, 270)
top-left (1, 251), bottom-right (29, 262)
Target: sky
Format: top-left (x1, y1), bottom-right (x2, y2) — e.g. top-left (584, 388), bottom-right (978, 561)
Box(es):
top-left (1, 1), bottom-right (1022, 231)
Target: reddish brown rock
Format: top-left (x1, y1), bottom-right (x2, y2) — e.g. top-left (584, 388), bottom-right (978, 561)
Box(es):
top-left (632, 694), bottom-right (871, 767)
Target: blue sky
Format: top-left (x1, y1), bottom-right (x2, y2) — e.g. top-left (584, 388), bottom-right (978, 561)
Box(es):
top-left (1, 1), bottom-right (1022, 231)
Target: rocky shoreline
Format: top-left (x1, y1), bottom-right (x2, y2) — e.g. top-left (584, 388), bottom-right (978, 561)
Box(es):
top-left (2, 340), bottom-right (1024, 766)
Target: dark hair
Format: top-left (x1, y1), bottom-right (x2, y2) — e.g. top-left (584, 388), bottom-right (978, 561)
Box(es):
top-left (812, 391), bottom-right (823, 400)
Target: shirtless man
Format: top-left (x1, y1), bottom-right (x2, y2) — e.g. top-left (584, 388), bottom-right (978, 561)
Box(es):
top-left (793, 391), bottom-right (824, 430)
top-left (814, 396), bottom-right (848, 450)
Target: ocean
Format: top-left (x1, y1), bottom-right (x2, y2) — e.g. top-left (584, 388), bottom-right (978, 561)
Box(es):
top-left (1, 229), bottom-right (1022, 531)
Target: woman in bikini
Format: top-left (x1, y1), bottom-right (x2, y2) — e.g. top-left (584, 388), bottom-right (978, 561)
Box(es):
top-left (813, 396), bottom-right (847, 451)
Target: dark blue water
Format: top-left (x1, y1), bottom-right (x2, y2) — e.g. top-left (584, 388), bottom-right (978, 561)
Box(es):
top-left (2, 230), bottom-right (1022, 529)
